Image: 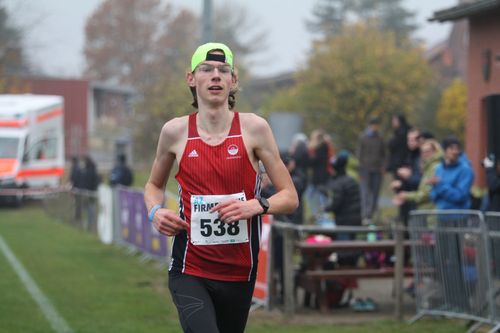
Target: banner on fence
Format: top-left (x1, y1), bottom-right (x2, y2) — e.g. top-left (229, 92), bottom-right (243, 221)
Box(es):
top-left (118, 188), bottom-right (169, 257)
top-left (253, 214), bottom-right (272, 306)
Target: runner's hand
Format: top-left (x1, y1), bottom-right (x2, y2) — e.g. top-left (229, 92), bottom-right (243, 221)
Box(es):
top-left (152, 208), bottom-right (188, 236)
top-left (210, 199), bottom-right (261, 224)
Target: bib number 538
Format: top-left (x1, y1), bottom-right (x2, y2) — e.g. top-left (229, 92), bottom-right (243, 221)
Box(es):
top-left (200, 218), bottom-right (240, 237)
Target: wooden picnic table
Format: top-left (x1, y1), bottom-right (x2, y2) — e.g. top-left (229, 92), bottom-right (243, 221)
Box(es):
top-left (295, 239), bottom-right (417, 313)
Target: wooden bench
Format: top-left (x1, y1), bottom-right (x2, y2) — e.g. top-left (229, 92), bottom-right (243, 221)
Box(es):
top-left (295, 240), bottom-right (419, 313)
top-left (304, 267), bottom-right (416, 279)
top-left (297, 239), bottom-right (418, 254)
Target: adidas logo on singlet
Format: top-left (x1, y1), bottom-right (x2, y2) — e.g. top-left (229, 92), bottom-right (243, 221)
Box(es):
top-left (188, 149), bottom-right (199, 158)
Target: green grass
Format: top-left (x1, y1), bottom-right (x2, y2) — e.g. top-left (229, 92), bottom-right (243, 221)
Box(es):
top-left (0, 245), bottom-right (53, 333)
top-left (0, 204), bottom-right (468, 333)
top-left (0, 204), bottom-right (181, 333)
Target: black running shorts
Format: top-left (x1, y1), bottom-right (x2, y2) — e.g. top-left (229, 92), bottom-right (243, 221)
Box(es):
top-left (168, 272), bottom-right (256, 333)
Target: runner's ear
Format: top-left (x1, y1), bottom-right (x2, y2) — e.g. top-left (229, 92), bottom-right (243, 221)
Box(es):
top-left (186, 71), bottom-right (196, 87)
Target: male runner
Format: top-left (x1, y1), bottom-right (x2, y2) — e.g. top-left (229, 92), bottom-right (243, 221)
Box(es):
top-left (144, 42), bottom-right (298, 333)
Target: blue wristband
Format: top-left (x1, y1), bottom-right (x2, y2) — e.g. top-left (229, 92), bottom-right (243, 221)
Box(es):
top-left (148, 204), bottom-right (162, 222)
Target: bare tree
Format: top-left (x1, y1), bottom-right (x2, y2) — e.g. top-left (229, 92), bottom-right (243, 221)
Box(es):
top-left (84, 0), bottom-right (176, 86)
top-left (0, 2), bottom-right (28, 75)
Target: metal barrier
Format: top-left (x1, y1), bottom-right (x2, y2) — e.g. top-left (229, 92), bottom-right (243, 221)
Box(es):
top-left (38, 188), bottom-right (500, 329)
top-left (409, 210), bottom-right (499, 332)
top-left (485, 212), bottom-right (500, 333)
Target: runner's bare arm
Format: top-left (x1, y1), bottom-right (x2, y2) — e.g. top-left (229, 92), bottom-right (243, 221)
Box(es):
top-left (144, 119), bottom-right (189, 236)
top-left (211, 114), bottom-right (298, 223)
top-left (250, 115), bottom-right (299, 214)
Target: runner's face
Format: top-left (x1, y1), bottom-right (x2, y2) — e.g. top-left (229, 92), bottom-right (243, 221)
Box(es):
top-left (189, 51), bottom-right (236, 107)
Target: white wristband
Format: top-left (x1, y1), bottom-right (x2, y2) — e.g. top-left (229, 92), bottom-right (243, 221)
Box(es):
top-left (148, 204), bottom-right (162, 222)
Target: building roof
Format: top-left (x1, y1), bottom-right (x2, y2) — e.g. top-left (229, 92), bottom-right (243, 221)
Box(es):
top-left (430, 0), bottom-right (500, 22)
top-left (424, 40), bottom-right (448, 61)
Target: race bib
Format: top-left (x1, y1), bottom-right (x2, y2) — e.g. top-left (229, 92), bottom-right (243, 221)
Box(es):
top-left (190, 192), bottom-right (249, 245)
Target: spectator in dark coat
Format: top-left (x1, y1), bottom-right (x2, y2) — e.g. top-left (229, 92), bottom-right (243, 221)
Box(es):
top-left (386, 114), bottom-right (410, 176)
top-left (484, 155), bottom-right (500, 211)
top-left (109, 154), bottom-right (133, 187)
top-left (357, 116), bottom-right (385, 222)
top-left (325, 152), bottom-right (362, 228)
top-left (81, 156), bottom-right (100, 191)
top-left (289, 133), bottom-right (310, 180)
top-left (80, 156), bottom-right (100, 231)
top-left (390, 128), bottom-right (422, 226)
top-left (70, 156), bottom-right (84, 222)
top-left (325, 152), bottom-right (362, 266)
top-left (69, 156), bottom-right (83, 189)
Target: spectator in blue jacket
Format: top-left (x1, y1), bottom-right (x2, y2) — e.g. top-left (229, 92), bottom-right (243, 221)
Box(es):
top-left (428, 136), bottom-right (474, 209)
top-left (428, 136), bottom-right (474, 311)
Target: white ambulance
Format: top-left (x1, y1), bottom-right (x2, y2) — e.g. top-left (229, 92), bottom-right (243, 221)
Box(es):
top-left (0, 94), bottom-right (64, 202)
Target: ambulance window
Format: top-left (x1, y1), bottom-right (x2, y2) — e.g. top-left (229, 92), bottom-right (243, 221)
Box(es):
top-left (30, 137), bottom-right (57, 160)
top-left (44, 138), bottom-right (57, 159)
top-left (0, 137), bottom-right (19, 158)
top-left (27, 140), bottom-right (45, 160)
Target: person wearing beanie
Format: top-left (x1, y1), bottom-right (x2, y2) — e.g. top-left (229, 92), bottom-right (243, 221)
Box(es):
top-left (324, 152), bottom-right (362, 270)
top-left (108, 154), bottom-right (133, 186)
top-left (325, 152), bottom-right (362, 229)
top-left (143, 42), bottom-right (298, 333)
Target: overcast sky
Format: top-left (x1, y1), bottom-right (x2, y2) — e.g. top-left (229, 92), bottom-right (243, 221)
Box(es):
top-left (4, 0), bottom-right (458, 78)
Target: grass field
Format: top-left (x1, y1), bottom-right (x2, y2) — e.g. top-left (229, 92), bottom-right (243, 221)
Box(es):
top-left (0, 203), bottom-right (468, 333)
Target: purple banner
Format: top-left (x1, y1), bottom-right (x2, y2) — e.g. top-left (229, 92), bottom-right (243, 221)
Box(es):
top-left (118, 188), bottom-right (169, 257)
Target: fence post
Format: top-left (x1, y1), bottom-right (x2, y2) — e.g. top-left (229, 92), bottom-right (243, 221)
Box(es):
top-left (283, 225), bottom-right (295, 315)
top-left (482, 212), bottom-right (497, 327)
top-left (394, 221), bottom-right (404, 321)
top-left (267, 223), bottom-right (276, 310)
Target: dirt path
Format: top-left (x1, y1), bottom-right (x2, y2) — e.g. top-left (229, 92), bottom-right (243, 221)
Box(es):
top-left (250, 277), bottom-right (418, 325)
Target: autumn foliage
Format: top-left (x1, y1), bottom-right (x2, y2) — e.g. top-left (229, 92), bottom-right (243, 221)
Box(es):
top-left (264, 23), bottom-right (430, 151)
top-left (436, 79), bottom-right (467, 142)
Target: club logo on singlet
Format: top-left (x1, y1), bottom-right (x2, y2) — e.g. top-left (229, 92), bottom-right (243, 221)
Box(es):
top-left (227, 144), bottom-right (238, 156)
top-left (227, 144), bottom-right (241, 160)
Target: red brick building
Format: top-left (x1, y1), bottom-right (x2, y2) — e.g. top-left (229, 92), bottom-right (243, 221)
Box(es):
top-left (21, 77), bottom-right (135, 169)
top-left (431, 0), bottom-right (500, 187)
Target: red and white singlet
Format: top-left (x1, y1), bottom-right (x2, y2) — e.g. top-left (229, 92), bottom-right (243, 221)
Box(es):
top-left (170, 112), bottom-right (262, 282)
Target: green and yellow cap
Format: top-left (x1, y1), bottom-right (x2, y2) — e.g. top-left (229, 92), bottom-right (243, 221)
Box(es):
top-left (191, 42), bottom-right (234, 72)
